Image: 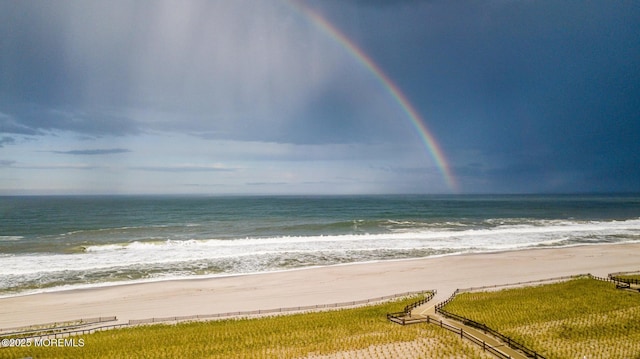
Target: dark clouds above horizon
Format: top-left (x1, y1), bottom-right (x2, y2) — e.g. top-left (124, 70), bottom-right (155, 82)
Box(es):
top-left (1, 0), bottom-right (639, 195)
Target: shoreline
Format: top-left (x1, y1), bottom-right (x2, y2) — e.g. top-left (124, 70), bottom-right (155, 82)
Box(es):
top-left (2, 242), bottom-right (640, 329)
top-left (4, 241), bottom-right (635, 300)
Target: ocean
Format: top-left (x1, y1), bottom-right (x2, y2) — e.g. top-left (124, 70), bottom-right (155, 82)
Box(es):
top-left (1, 194), bottom-right (639, 297)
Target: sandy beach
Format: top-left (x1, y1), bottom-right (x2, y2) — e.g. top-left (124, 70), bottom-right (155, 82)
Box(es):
top-left (2, 243), bottom-right (639, 329)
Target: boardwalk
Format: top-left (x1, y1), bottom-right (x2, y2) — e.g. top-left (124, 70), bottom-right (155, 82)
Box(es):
top-left (411, 297), bottom-right (527, 359)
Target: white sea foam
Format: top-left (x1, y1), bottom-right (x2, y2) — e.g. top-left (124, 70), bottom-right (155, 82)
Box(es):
top-left (0, 236), bottom-right (23, 241)
top-left (1, 217), bottom-right (639, 295)
top-left (79, 217), bottom-right (639, 253)
top-left (5, 219), bottom-right (639, 268)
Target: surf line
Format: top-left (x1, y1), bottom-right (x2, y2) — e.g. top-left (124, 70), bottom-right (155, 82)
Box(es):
top-left (287, 1), bottom-right (458, 192)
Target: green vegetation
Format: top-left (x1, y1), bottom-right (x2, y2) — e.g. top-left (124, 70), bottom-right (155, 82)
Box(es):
top-left (442, 277), bottom-right (640, 358)
top-left (8, 277), bottom-right (639, 358)
top-left (2, 295), bottom-right (492, 359)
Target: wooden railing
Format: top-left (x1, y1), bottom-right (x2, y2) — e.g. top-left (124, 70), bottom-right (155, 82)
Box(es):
top-left (431, 273), bottom-right (632, 358)
top-left (425, 316), bottom-right (512, 359)
top-left (403, 290), bottom-right (436, 314)
top-left (435, 306), bottom-right (545, 358)
top-left (386, 290), bottom-right (436, 325)
top-left (591, 273), bottom-right (640, 291)
top-left (429, 276), bottom-right (594, 359)
top-left (431, 272), bottom-right (640, 358)
top-left (608, 272), bottom-right (640, 286)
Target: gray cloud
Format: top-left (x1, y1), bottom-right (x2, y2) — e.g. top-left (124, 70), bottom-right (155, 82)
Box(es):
top-left (0, 136), bottom-right (16, 147)
top-left (131, 165), bottom-right (236, 172)
top-left (0, 105), bottom-right (141, 137)
top-left (18, 163), bottom-right (101, 170)
top-left (44, 110), bottom-right (141, 137)
top-left (0, 112), bottom-right (39, 135)
top-left (246, 182), bottom-right (288, 186)
top-left (51, 148), bottom-right (131, 155)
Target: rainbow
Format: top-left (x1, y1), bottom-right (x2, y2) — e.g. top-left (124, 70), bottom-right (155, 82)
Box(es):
top-left (287, 1), bottom-right (458, 192)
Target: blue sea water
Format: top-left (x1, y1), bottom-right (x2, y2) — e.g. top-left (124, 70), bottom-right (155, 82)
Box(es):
top-left (1, 194), bottom-right (639, 296)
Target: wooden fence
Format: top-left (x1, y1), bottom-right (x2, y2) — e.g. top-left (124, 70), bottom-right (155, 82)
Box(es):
top-left (435, 306), bottom-right (545, 359)
top-left (455, 274), bottom-right (586, 295)
top-left (128, 289), bottom-right (430, 325)
top-left (592, 273), bottom-right (640, 291)
top-left (430, 273), bottom-right (629, 359)
top-left (5, 272), bottom-right (634, 355)
top-left (2, 290), bottom-right (430, 343)
top-left (609, 273), bottom-right (640, 286)
top-left (0, 317), bottom-right (117, 337)
top-left (386, 290), bottom-right (436, 325)
top-left (2, 322), bottom-right (131, 343)
top-left (425, 316), bottom-right (512, 359)
top-left (428, 275), bottom-right (592, 359)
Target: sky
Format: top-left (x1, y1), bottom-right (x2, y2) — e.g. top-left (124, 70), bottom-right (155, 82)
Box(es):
top-left (1, 0), bottom-right (639, 195)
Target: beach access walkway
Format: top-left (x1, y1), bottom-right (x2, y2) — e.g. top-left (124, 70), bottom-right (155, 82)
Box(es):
top-left (411, 295), bottom-right (529, 359)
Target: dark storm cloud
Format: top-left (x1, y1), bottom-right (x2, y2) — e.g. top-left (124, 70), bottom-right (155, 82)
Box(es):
top-left (0, 0), bottom-right (424, 147)
top-left (0, 1), bottom-right (139, 108)
top-left (1, 0), bottom-right (639, 194)
top-left (0, 0), bottom-right (357, 144)
top-left (353, 0), bottom-right (640, 193)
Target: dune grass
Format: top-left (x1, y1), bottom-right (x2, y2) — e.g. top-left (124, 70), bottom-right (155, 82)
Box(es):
top-left (2, 294), bottom-right (493, 359)
top-left (442, 277), bottom-right (640, 359)
top-left (7, 277), bottom-right (640, 358)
